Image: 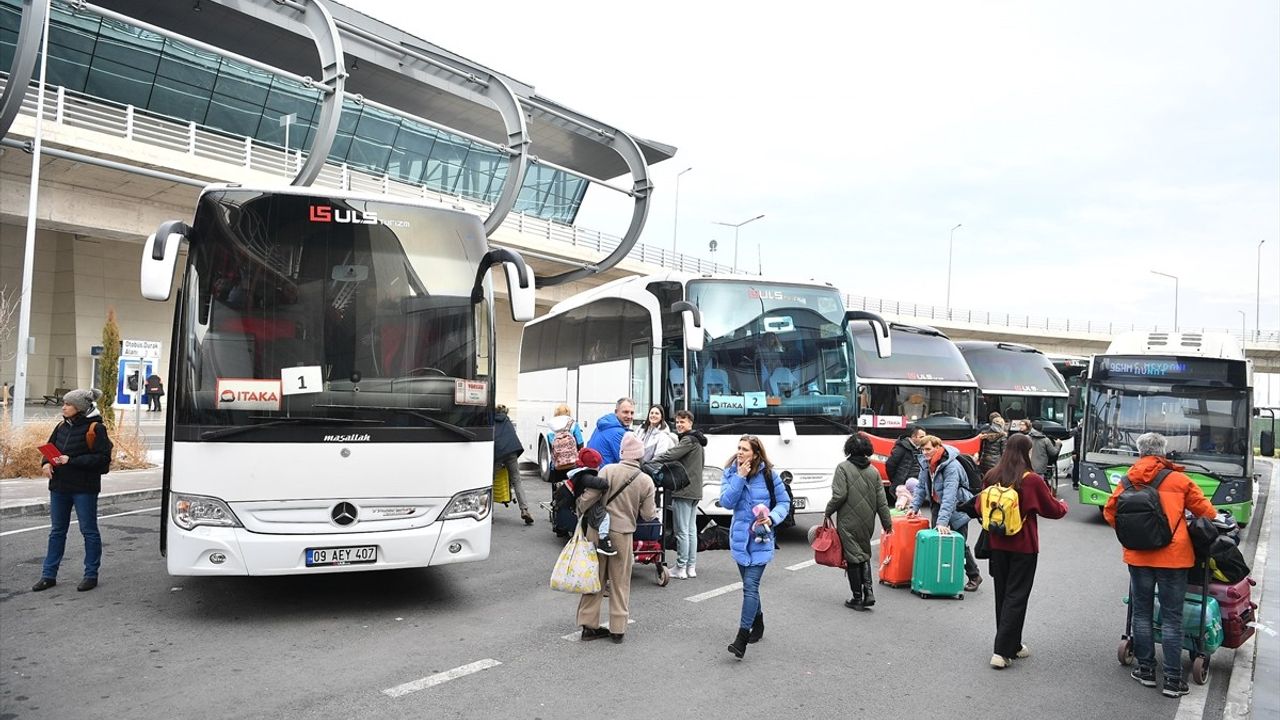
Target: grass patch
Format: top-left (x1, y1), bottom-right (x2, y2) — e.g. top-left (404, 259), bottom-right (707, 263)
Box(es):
top-left (0, 409), bottom-right (154, 478)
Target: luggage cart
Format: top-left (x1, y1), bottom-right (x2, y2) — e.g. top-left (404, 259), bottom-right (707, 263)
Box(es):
top-left (1117, 559), bottom-right (1223, 685)
top-left (632, 485), bottom-right (671, 587)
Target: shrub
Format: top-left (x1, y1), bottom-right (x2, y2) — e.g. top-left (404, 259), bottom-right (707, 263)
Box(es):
top-left (100, 308), bottom-right (120, 428)
top-left (0, 410), bottom-right (153, 478)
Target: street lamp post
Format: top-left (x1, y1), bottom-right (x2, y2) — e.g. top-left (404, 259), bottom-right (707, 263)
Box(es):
top-left (1257, 239), bottom-right (1266, 342)
top-left (672, 167), bottom-right (693, 255)
top-left (279, 113), bottom-right (296, 173)
top-left (945, 223), bottom-right (962, 315)
top-left (713, 214), bottom-right (765, 273)
top-left (1238, 310), bottom-right (1247, 347)
top-left (1151, 270), bottom-right (1179, 331)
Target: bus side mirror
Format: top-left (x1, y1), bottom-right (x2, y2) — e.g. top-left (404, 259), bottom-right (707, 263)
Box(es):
top-left (504, 261), bottom-right (535, 322)
top-left (1262, 431), bottom-right (1275, 458)
top-left (140, 220), bottom-right (190, 301)
top-left (845, 310), bottom-right (892, 358)
top-left (671, 301), bottom-right (703, 352)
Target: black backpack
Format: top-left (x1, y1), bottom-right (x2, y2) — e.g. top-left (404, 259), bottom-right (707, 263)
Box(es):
top-left (640, 461), bottom-right (690, 492)
top-left (764, 470), bottom-right (795, 530)
top-left (1113, 469), bottom-right (1174, 550)
top-left (955, 453), bottom-right (983, 497)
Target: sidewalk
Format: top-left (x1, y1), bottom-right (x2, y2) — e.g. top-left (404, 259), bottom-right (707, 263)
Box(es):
top-left (0, 467), bottom-right (163, 518)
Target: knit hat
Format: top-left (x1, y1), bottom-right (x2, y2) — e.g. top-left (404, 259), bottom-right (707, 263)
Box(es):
top-left (620, 434), bottom-right (645, 461)
top-left (577, 448), bottom-right (603, 469)
top-left (62, 388), bottom-right (101, 414)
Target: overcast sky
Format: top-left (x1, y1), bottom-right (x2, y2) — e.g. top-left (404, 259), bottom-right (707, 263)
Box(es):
top-left (341, 0), bottom-right (1279, 336)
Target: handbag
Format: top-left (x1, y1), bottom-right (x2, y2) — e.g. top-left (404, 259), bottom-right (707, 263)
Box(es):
top-left (549, 525), bottom-right (602, 594)
top-left (697, 519), bottom-right (731, 551)
top-left (810, 517), bottom-right (846, 568)
top-left (973, 529), bottom-right (991, 559)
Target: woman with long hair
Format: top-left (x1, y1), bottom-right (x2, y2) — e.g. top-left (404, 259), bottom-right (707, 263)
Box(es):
top-left (721, 435), bottom-right (790, 659)
top-left (634, 404), bottom-right (676, 463)
top-left (824, 434), bottom-right (893, 610)
top-left (982, 432), bottom-right (1068, 669)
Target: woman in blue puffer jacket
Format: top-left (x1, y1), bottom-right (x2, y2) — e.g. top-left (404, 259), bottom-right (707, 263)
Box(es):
top-left (720, 435), bottom-right (790, 660)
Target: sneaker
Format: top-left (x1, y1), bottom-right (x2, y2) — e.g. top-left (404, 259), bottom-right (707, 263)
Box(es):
top-left (1131, 667), bottom-right (1157, 687)
top-left (76, 578), bottom-right (98, 592)
top-left (580, 626), bottom-right (609, 642)
top-left (965, 575), bottom-right (983, 593)
top-left (687, 564), bottom-right (697, 578)
top-left (596, 537), bottom-right (618, 557)
top-left (31, 578), bottom-right (56, 592)
top-left (1162, 677), bottom-right (1189, 698)
top-left (1015, 644), bottom-right (1030, 659)
top-left (990, 654), bottom-right (1010, 669)
top-left (671, 566), bottom-right (687, 579)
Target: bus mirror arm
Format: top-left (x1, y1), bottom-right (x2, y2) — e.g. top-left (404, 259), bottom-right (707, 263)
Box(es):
top-left (844, 310), bottom-right (892, 358)
top-left (671, 301), bottom-right (704, 352)
top-left (471, 249), bottom-right (536, 322)
top-left (140, 220), bottom-right (191, 302)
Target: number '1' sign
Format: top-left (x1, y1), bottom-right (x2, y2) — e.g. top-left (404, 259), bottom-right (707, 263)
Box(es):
top-left (281, 366), bottom-right (323, 396)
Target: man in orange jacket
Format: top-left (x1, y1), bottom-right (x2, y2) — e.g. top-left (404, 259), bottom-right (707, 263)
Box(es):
top-left (1104, 432), bottom-right (1215, 699)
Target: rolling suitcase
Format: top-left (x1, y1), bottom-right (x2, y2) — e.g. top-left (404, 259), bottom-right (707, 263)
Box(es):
top-left (879, 514), bottom-right (930, 587)
top-left (911, 529), bottom-right (966, 599)
top-left (1188, 577), bottom-right (1257, 649)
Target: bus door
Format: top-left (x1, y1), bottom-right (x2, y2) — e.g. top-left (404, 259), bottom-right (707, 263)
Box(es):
top-left (630, 341), bottom-right (652, 408)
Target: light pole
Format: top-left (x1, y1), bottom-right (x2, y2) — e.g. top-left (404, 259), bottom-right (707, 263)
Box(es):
top-left (713, 214), bottom-right (765, 273)
top-left (279, 112), bottom-right (296, 173)
top-left (1257, 239), bottom-right (1266, 342)
top-left (945, 223), bottom-right (962, 314)
top-left (1151, 270), bottom-right (1179, 331)
top-left (672, 167), bottom-right (693, 255)
top-left (1238, 310), bottom-right (1247, 347)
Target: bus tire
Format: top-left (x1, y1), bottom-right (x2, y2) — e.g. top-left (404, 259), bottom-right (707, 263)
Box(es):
top-left (538, 440), bottom-right (551, 483)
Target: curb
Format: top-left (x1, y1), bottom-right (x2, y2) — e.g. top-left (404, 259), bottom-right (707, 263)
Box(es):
top-left (0, 488), bottom-right (162, 519)
top-left (1222, 459), bottom-right (1277, 720)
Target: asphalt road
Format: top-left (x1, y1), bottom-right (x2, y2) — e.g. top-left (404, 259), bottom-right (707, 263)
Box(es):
top-left (0, 464), bottom-right (1272, 720)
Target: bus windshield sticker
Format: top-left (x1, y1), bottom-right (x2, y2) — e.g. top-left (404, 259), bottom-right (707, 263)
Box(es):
top-left (455, 379), bottom-right (487, 406)
top-left (215, 378), bottom-right (282, 411)
top-left (281, 366), bottom-right (323, 396)
top-left (744, 392), bottom-right (767, 409)
top-left (857, 414), bottom-right (907, 429)
top-left (709, 394), bottom-right (747, 414)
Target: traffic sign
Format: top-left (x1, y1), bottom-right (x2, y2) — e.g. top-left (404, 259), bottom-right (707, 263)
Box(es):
top-left (122, 339), bottom-right (162, 360)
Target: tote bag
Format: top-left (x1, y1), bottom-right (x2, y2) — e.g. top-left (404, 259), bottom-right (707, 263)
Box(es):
top-left (549, 525), bottom-right (602, 594)
top-left (810, 517), bottom-right (846, 568)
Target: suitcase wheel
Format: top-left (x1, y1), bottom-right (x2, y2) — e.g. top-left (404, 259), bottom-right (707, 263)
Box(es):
top-left (1117, 638), bottom-right (1134, 666)
top-left (657, 565), bottom-right (670, 587)
top-left (1191, 655), bottom-right (1209, 685)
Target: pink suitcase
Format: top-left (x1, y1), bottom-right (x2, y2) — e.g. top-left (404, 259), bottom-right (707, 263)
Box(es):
top-left (1189, 577), bottom-right (1257, 649)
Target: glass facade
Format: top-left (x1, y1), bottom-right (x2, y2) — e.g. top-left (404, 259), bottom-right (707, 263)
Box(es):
top-left (0, 0), bottom-right (587, 223)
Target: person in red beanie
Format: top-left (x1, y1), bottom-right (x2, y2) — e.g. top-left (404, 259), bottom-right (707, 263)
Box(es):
top-left (561, 448), bottom-right (616, 556)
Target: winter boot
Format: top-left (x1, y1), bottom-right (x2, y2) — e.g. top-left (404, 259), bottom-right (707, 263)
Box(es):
top-left (727, 628), bottom-right (751, 659)
top-left (860, 562), bottom-right (876, 608)
top-left (747, 612), bottom-right (764, 644)
top-left (844, 563), bottom-right (866, 610)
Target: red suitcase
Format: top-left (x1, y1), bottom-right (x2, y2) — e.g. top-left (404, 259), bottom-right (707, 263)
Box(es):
top-left (1189, 577), bottom-right (1257, 649)
top-left (879, 514), bottom-right (931, 587)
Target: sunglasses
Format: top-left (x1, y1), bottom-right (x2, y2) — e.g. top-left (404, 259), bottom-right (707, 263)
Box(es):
top-left (739, 435), bottom-right (759, 442)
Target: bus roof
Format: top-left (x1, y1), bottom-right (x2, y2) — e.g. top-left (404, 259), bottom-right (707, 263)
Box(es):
top-left (196, 183), bottom-right (479, 218)
top-left (851, 322), bottom-right (977, 386)
top-left (1105, 331), bottom-right (1244, 360)
top-left (956, 340), bottom-right (1068, 396)
top-left (538, 272), bottom-right (844, 317)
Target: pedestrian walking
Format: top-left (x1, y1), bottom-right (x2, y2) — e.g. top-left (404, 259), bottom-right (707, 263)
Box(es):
top-left (633, 404), bottom-right (676, 463)
top-left (575, 434), bottom-right (657, 643)
top-left (1103, 432), bottom-right (1216, 698)
top-left (1027, 421), bottom-right (1061, 488)
top-left (585, 397), bottom-right (635, 466)
top-left (907, 435), bottom-right (983, 593)
top-left (981, 433), bottom-right (1069, 669)
top-left (722, 435), bottom-right (790, 659)
top-left (979, 412), bottom-right (1008, 474)
top-left (493, 405), bottom-right (533, 525)
top-left (824, 434), bottom-right (893, 610)
top-left (145, 374), bottom-right (164, 412)
top-left (31, 388), bottom-right (112, 593)
top-left (652, 409), bottom-right (706, 579)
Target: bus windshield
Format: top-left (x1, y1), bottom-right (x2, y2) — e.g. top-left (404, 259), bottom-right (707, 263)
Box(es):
top-left (683, 280), bottom-right (855, 428)
top-left (851, 325), bottom-right (977, 437)
top-left (1084, 383), bottom-right (1250, 474)
top-left (174, 190), bottom-right (492, 438)
top-left (961, 345), bottom-right (1067, 394)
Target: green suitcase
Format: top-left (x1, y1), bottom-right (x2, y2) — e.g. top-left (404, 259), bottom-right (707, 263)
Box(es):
top-left (911, 528), bottom-right (966, 599)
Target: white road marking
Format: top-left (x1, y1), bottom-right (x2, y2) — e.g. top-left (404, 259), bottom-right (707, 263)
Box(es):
top-left (383, 659), bottom-right (501, 698)
top-left (685, 582), bottom-right (742, 603)
top-left (0, 506), bottom-right (159, 537)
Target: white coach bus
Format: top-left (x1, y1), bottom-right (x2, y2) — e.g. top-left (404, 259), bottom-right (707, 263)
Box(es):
top-left (140, 186), bottom-right (534, 575)
top-left (515, 272), bottom-right (890, 517)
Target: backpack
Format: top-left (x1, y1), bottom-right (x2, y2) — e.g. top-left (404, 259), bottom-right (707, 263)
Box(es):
top-left (85, 421), bottom-right (113, 474)
top-left (640, 460), bottom-right (690, 492)
top-left (1112, 469), bottom-right (1174, 550)
top-left (764, 469), bottom-right (795, 530)
top-left (979, 478), bottom-right (1024, 536)
top-left (955, 454), bottom-right (984, 497)
top-left (551, 424), bottom-right (578, 471)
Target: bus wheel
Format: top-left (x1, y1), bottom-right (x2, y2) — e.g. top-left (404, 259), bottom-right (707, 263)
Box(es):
top-left (538, 441), bottom-right (551, 483)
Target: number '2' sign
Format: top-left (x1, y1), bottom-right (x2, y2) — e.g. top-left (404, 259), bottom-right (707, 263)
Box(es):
top-left (281, 366), bottom-right (323, 396)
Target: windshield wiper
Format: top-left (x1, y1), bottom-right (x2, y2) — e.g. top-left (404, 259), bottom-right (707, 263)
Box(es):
top-left (793, 415), bottom-right (856, 433)
top-left (313, 404), bottom-right (476, 441)
top-left (201, 416), bottom-right (383, 440)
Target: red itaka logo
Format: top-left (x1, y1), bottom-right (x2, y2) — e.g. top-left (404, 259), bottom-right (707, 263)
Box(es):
top-left (308, 205), bottom-right (378, 225)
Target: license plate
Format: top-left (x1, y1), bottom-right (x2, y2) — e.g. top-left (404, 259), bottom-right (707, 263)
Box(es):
top-left (306, 545), bottom-right (377, 567)
top-left (793, 497), bottom-right (807, 510)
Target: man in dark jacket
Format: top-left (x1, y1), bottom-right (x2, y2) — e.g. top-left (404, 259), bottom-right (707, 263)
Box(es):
top-left (1027, 421), bottom-right (1061, 488)
top-left (493, 405), bottom-right (532, 524)
top-left (32, 388), bottom-right (112, 593)
top-left (652, 409), bottom-right (707, 579)
top-left (883, 425), bottom-right (925, 505)
top-left (979, 412), bottom-right (1008, 474)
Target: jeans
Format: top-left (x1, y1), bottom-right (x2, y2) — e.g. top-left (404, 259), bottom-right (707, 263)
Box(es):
top-left (737, 563), bottom-right (766, 629)
top-left (990, 550), bottom-right (1038, 657)
top-left (1129, 565), bottom-right (1188, 679)
top-left (672, 498), bottom-right (698, 569)
top-left (41, 491), bottom-right (101, 580)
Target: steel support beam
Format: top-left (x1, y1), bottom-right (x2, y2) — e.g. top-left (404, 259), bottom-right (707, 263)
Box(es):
top-left (0, 138), bottom-right (207, 186)
top-left (0, 0), bottom-right (49, 141)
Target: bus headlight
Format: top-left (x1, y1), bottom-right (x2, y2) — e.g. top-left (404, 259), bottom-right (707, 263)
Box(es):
top-left (441, 488), bottom-right (492, 521)
top-left (172, 493), bottom-right (242, 531)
